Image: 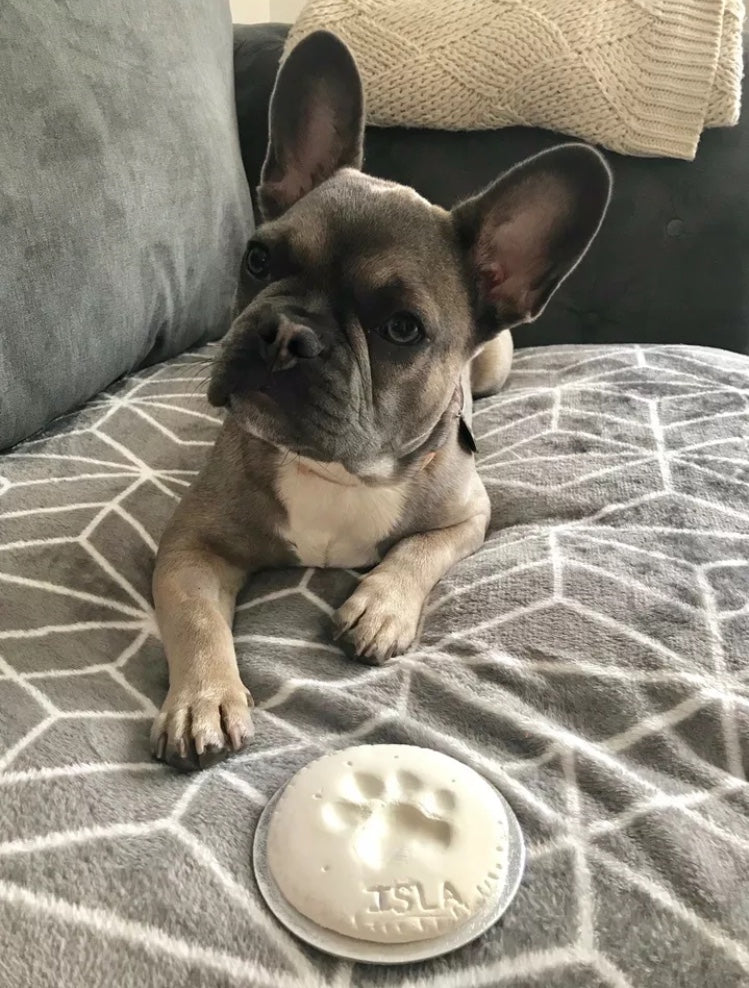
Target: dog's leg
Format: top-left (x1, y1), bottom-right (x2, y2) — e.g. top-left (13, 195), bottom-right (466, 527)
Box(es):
top-left (471, 329), bottom-right (514, 397)
top-left (333, 507), bottom-right (489, 664)
top-left (151, 547), bottom-right (252, 771)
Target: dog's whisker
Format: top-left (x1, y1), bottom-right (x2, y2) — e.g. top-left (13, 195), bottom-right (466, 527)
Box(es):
top-left (176, 360), bottom-right (214, 398)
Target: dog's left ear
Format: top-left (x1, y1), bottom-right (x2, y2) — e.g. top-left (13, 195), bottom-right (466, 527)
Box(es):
top-left (259, 31), bottom-right (365, 220)
top-left (452, 144), bottom-right (612, 335)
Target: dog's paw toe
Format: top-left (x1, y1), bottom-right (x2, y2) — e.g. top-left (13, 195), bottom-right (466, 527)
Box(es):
top-left (333, 578), bottom-right (421, 665)
top-left (151, 681), bottom-right (254, 772)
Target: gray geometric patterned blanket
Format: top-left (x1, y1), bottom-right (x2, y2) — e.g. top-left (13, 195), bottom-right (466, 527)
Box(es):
top-left (0, 344), bottom-right (747, 988)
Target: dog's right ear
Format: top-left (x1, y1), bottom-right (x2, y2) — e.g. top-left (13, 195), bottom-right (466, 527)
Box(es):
top-left (258, 31), bottom-right (365, 221)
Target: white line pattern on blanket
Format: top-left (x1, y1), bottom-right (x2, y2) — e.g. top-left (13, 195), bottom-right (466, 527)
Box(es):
top-left (0, 344), bottom-right (747, 987)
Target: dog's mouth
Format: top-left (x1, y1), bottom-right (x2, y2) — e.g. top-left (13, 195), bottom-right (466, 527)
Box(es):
top-left (223, 390), bottom-right (290, 445)
top-left (207, 362), bottom-right (277, 410)
top-left (219, 386), bottom-right (324, 459)
top-left (215, 384), bottom-right (378, 474)
top-left (206, 368), bottom-right (233, 409)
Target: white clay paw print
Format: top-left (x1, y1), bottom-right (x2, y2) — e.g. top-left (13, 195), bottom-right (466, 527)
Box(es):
top-left (321, 769), bottom-right (456, 869)
top-left (267, 746), bottom-right (511, 945)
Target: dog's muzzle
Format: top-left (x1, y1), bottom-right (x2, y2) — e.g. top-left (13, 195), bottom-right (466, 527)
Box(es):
top-left (208, 313), bottom-right (325, 407)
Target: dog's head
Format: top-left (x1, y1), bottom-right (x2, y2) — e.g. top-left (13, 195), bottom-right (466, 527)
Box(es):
top-left (209, 31), bottom-right (611, 478)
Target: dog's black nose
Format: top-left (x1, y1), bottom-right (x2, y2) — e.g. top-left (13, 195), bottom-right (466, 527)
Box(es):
top-left (258, 316), bottom-right (323, 370)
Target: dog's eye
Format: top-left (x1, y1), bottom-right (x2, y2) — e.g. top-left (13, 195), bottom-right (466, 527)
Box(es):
top-left (246, 243), bottom-right (271, 280)
top-left (379, 312), bottom-right (424, 346)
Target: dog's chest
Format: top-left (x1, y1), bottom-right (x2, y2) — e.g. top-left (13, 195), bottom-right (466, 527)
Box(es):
top-left (275, 459), bottom-right (406, 568)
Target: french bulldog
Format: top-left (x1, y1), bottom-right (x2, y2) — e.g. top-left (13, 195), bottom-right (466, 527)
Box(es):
top-left (151, 30), bottom-right (611, 770)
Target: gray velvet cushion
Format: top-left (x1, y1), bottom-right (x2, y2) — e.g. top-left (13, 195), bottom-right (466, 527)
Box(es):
top-left (0, 0), bottom-right (252, 451)
top-left (1, 344), bottom-right (747, 987)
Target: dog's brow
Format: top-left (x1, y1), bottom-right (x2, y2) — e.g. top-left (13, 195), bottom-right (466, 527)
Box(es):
top-left (285, 226), bottom-right (328, 269)
top-left (355, 275), bottom-right (439, 326)
top-left (260, 225), bottom-right (323, 274)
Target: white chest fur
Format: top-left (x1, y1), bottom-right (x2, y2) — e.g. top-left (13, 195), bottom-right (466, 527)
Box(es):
top-left (275, 457), bottom-right (406, 568)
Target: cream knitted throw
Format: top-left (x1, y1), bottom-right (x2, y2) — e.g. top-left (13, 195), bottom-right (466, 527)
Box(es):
top-left (286, 0), bottom-right (745, 159)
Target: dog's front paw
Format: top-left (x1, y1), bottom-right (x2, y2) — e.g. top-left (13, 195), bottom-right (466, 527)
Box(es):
top-left (333, 575), bottom-right (423, 665)
top-left (151, 679), bottom-right (254, 772)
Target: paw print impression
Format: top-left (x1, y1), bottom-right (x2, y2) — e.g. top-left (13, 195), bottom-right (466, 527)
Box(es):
top-left (321, 769), bottom-right (457, 870)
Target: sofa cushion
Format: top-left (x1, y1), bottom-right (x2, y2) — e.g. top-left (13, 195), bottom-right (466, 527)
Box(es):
top-left (234, 24), bottom-right (749, 356)
top-left (0, 0), bottom-right (252, 451)
top-left (1, 344), bottom-right (747, 986)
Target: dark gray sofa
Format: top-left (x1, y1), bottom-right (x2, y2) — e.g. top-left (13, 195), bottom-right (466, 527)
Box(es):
top-left (1, 16), bottom-right (747, 988)
top-left (234, 24), bottom-right (749, 354)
